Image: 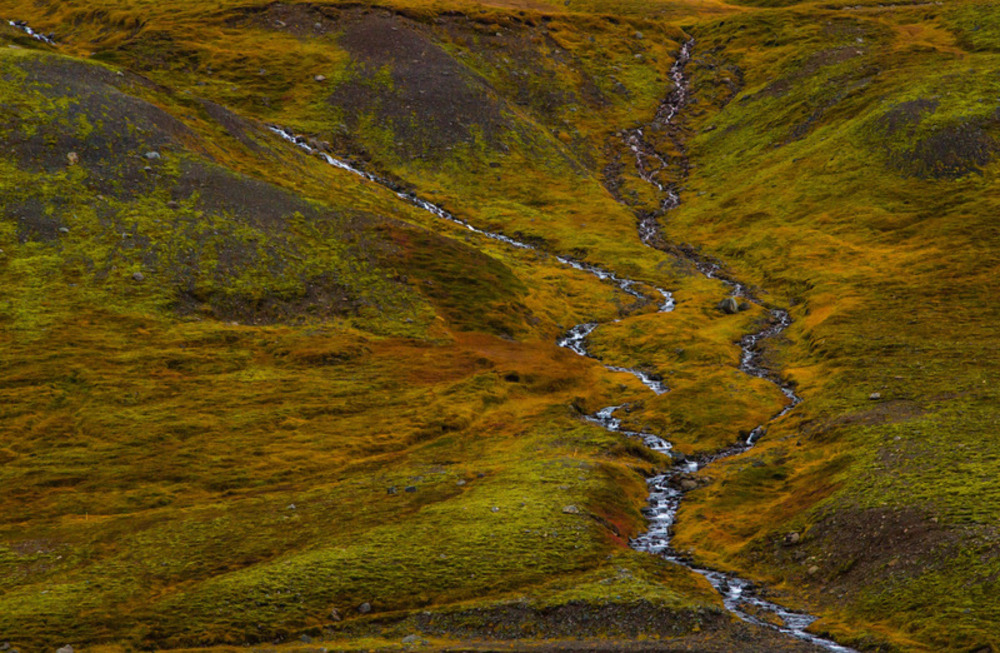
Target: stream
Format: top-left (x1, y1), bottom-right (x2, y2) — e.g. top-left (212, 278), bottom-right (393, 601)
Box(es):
top-left (603, 39), bottom-right (857, 652)
top-left (1, 14), bottom-right (848, 646)
top-left (269, 125), bottom-right (675, 395)
top-left (6, 19), bottom-right (55, 44)
top-left (273, 109), bottom-right (854, 649)
top-left (4, 13), bottom-right (857, 650)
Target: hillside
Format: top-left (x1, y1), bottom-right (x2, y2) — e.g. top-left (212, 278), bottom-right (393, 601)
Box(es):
top-left (0, 0), bottom-right (998, 651)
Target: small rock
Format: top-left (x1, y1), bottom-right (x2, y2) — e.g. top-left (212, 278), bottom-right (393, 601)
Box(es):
top-left (66, 152), bottom-right (79, 166)
top-left (634, 53), bottom-right (644, 61)
top-left (300, 635), bottom-right (312, 644)
top-left (718, 297), bottom-right (740, 314)
top-left (387, 486), bottom-right (397, 495)
top-left (456, 479), bottom-right (466, 486)
top-left (314, 74), bottom-right (327, 82)
top-left (166, 200), bottom-right (180, 209)
top-left (807, 565), bottom-right (820, 575)
top-left (404, 485), bottom-right (417, 493)
top-left (869, 392), bottom-right (882, 400)
top-left (330, 607), bottom-right (341, 621)
top-left (287, 503), bottom-right (296, 510)
top-left (491, 506), bottom-right (500, 513)
top-left (738, 301), bottom-right (751, 312)
top-left (784, 532), bottom-right (801, 546)
top-left (402, 635), bottom-right (421, 645)
top-left (562, 504), bottom-right (580, 514)
top-left (131, 271), bottom-right (145, 282)
top-left (358, 602), bottom-right (372, 614)
top-left (57, 647), bottom-right (73, 653)
top-left (634, 31), bottom-right (644, 39)
top-left (58, 227), bottom-right (70, 234)
top-left (144, 151), bottom-right (161, 160)
top-left (680, 479), bottom-right (698, 492)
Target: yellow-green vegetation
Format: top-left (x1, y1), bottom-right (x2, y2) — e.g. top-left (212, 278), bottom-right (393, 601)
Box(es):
top-left (0, 9), bottom-right (748, 651)
top-left (652, 4), bottom-right (1000, 651)
top-left (2, 0), bottom-right (1000, 651)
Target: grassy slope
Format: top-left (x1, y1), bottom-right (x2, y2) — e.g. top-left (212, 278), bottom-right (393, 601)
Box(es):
top-left (661, 2), bottom-right (1000, 650)
top-left (1, 0), bottom-right (999, 651)
top-left (0, 11), bottom-right (745, 653)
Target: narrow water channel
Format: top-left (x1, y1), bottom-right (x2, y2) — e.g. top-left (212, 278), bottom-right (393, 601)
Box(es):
top-left (5, 14), bottom-right (860, 651)
top-left (265, 35), bottom-right (855, 652)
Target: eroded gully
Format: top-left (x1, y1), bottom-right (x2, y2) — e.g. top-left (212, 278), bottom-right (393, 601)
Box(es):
top-left (248, 35), bottom-right (849, 652)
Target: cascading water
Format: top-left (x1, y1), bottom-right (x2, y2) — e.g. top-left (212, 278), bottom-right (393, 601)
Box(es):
top-left (5, 19), bottom-right (55, 44)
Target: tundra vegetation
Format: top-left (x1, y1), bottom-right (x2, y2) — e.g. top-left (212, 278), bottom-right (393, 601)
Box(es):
top-left (0, 0), bottom-right (998, 651)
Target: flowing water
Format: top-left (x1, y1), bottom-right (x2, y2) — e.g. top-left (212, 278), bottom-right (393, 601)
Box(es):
top-left (6, 19), bottom-right (55, 44)
top-left (268, 125), bottom-right (674, 395)
top-left (275, 108), bottom-right (853, 648)
top-left (602, 39), bottom-right (857, 652)
top-left (5, 15), bottom-right (857, 650)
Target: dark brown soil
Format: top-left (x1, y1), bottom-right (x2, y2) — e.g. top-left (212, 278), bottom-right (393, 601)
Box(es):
top-left (329, 9), bottom-right (511, 158)
top-left (907, 121), bottom-right (998, 178)
top-left (762, 506), bottom-right (957, 604)
top-left (315, 599), bottom-right (832, 652)
top-left (878, 98), bottom-right (940, 137)
top-left (10, 56), bottom-right (199, 174)
top-left (876, 98), bottom-right (999, 178)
